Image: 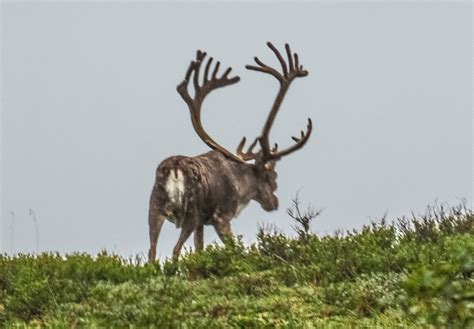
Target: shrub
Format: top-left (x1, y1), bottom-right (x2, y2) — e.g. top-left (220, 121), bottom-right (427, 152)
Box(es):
top-left (402, 234), bottom-right (474, 328)
top-left (0, 201), bottom-right (471, 327)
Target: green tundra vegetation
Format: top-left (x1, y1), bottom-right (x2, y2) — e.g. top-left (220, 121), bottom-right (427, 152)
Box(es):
top-left (0, 202), bottom-right (472, 328)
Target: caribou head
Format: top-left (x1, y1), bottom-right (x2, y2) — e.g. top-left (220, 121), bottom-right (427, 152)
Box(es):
top-left (148, 42), bottom-right (313, 261)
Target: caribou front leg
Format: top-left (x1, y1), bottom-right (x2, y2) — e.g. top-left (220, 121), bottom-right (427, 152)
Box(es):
top-left (213, 217), bottom-right (233, 243)
top-left (194, 225), bottom-right (204, 251)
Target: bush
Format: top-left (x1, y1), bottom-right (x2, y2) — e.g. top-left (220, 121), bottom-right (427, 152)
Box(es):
top-left (402, 234), bottom-right (474, 328)
top-left (0, 201), bottom-right (471, 327)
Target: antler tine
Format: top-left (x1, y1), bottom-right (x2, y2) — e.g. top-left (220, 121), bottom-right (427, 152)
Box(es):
top-left (236, 136), bottom-right (259, 161)
top-left (221, 67), bottom-right (232, 79)
top-left (204, 57), bottom-right (213, 83)
top-left (285, 44), bottom-right (294, 71)
top-left (245, 57), bottom-right (282, 81)
top-left (177, 60), bottom-right (196, 109)
top-left (212, 61), bottom-right (220, 80)
top-left (269, 118), bottom-right (313, 160)
top-left (177, 49), bottom-right (243, 163)
top-left (272, 143), bottom-right (278, 152)
top-left (193, 50), bottom-right (206, 92)
top-left (267, 42), bottom-right (288, 78)
top-left (184, 61), bottom-right (195, 82)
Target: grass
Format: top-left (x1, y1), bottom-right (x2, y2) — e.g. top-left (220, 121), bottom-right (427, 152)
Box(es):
top-left (0, 201), bottom-right (472, 328)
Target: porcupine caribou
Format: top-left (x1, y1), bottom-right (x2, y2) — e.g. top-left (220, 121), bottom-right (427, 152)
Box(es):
top-left (148, 42), bottom-right (313, 261)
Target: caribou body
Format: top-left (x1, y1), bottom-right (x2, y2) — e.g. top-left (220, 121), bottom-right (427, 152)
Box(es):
top-left (148, 42), bottom-right (313, 261)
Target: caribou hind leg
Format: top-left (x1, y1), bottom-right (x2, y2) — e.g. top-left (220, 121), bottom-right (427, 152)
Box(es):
top-left (148, 212), bottom-right (165, 262)
top-left (173, 224), bottom-right (194, 259)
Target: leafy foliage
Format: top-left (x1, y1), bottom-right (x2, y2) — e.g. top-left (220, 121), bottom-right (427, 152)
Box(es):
top-left (0, 202), bottom-right (472, 327)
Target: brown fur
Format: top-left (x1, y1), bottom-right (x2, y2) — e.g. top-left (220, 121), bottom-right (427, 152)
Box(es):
top-left (148, 151), bottom-right (277, 260)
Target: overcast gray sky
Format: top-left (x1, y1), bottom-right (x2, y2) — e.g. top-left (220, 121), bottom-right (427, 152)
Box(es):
top-left (1, 1), bottom-right (472, 258)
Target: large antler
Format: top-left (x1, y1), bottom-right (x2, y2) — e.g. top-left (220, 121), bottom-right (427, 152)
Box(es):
top-left (177, 50), bottom-right (245, 163)
top-left (242, 42), bottom-right (313, 161)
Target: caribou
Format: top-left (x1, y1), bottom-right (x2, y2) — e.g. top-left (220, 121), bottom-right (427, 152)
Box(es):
top-left (148, 42), bottom-right (313, 261)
